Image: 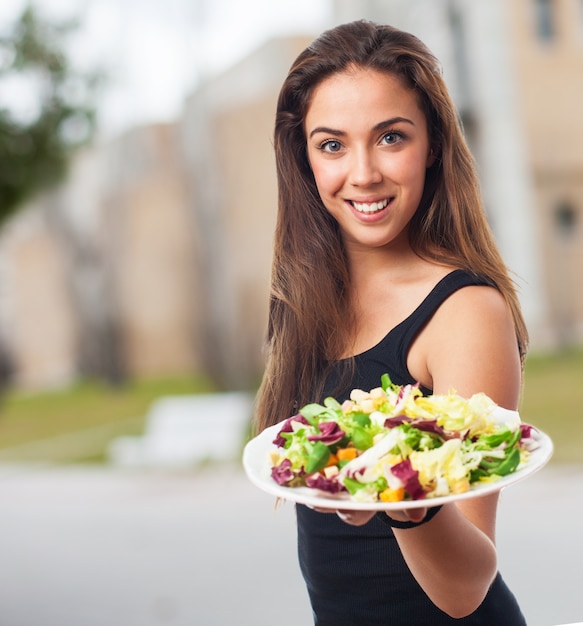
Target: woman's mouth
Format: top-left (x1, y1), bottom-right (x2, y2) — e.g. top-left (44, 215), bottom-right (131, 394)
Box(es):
top-left (350, 197), bottom-right (390, 214)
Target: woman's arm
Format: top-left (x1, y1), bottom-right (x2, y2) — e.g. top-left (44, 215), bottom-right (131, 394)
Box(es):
top-left (338, 285), bottom-right (522, 618)
top-left (396, 285), bottom-right (522, 617)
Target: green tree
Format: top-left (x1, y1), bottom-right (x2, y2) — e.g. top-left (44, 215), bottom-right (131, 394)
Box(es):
top-left (0, 5), bottom-right (100, 224)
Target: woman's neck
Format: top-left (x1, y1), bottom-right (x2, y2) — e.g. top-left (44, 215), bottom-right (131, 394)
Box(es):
top-left (341, 243), bottom-right (453, 358)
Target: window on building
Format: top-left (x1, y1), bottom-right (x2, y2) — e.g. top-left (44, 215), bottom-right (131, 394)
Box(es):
top-left (555, 202), bottom-right (577, 238)
top-left (534, 0), bottom-right (555, 41)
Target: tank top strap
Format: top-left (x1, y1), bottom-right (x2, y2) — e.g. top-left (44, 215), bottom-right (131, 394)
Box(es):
top-left (382, 269), bottom-right (495, 376)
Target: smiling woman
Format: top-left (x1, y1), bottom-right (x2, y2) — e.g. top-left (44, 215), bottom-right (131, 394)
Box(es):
top-left (305, 69), bottom-right (434, 252)
top-left (253, 19), bottom-right (530, 625)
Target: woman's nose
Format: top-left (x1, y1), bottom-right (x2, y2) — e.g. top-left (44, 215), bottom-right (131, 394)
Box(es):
top-left (349, 149), bottom-right (383, 186)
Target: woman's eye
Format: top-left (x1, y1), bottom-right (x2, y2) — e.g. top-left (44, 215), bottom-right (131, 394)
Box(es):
top-left (382, 131), bottom-right (402, 145)
top-left (320, 139), bottom-right (342, 153)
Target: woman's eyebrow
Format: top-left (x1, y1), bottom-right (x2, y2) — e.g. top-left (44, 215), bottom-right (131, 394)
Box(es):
top-left (308, 116), bottom-right (416, 139)
top-left (373, 116), bottom-right (415, 131)
top-left (308, 126), bottom-right (345, 139)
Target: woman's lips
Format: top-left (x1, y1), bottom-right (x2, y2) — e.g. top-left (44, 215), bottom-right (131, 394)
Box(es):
top-left (349, 197), bottom-right (391, 214)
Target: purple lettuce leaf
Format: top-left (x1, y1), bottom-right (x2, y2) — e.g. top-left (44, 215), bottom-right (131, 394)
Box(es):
top-left (271, 458), bottom-right (295, 485)
top-left (390, 459), bottom-right (426, 500)
top-left (307, 421), bottom-right (346, 445)
top-left (519, 423), bottom-right (540, 451)
top-left (384, 415), bottom-right (411, 428)
top-left (384, 416), bottom-right (459, 441)
top-left (304, 472), bottom-right (345, 494)
top-left (411, 420), bottom-right (460, 440)
top-left (272, 414), bottom-right (309, 447)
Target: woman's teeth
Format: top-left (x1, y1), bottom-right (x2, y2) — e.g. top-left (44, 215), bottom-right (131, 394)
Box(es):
top-left (352, 198), bottom-right (389, 213)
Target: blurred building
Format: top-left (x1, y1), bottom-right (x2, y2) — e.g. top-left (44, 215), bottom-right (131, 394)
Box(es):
top-left (0, 0), bottom-right (581, 392)
top-left (509, 0), bottom-right (583, 346)
top-left (0, 123), bottom-right (202, 389)
top-left (333, 0), bottom-right (583, 346)
top-left (177, 36), bottom-right (313, 388)
top-left (0, 35), bottom-right (311, 391)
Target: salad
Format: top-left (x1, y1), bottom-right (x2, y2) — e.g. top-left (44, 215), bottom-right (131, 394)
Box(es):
top-left (269, 374), bottom-right (541, 503)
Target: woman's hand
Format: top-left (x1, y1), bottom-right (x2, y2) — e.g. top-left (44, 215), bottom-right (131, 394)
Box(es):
top-left (307, 505), bottom-right (375, 525)
top-left (308, 505), bottom-right (429, 526)
top-left (335, 509), bottom-right (376, 526)
top-left (336, 506), bottom-right (429, 526)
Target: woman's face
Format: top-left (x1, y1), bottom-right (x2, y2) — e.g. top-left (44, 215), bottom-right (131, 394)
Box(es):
top-left (304, 67), bottom-right (433, 253)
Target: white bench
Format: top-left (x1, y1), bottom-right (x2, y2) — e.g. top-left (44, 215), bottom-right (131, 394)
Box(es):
top-left (107, 391), bottom-right (254, 469)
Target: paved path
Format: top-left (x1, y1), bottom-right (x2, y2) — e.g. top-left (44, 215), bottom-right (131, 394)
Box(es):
top-left (0, 463), bottom-right (581, 626)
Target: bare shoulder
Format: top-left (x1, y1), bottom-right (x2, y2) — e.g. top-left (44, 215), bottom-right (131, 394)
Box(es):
top-left (438, 283), bottom-right (512, 324)
top-left (411, 284), bottom-right (522, 408)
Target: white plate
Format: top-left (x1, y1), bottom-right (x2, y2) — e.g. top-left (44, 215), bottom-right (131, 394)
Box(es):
top-left (242, 421), bottom-right (554, 510)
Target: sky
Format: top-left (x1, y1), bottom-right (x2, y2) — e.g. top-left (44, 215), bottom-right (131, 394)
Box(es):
top-left (0, 0), bottom-right (332, 139)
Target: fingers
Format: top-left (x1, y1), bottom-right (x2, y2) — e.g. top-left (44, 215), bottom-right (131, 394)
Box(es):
top-left (309, 506), bottom-right (337, 514)
top-left (405, 507), bottom-right (427, 523)
top-left (384, 506), bottom-right (428, 524)
top-left (307, 504), bottom-right (429, 527)
top-left (336, 510), bottom-right (376, 526)
top-left (305, 504), bottom-right (373, 524)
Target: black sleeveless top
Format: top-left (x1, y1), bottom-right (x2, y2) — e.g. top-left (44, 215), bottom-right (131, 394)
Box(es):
top-left (296, 270), bottom-right (526, 625)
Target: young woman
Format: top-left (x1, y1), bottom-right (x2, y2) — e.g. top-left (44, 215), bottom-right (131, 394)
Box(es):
top-left (255, 20), bottom-right (528, 625)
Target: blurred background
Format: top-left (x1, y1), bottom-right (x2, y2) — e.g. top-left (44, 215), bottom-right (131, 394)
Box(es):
top-left (0, 1), bottom-right (582, 625)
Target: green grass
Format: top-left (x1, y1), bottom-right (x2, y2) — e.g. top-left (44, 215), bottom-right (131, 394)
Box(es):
top-left (521, 349), bottom-right (583, 464)
top-left (0, 350), bottom-right (581, 465)
top-left (0, 374), bottom-right (217, 463)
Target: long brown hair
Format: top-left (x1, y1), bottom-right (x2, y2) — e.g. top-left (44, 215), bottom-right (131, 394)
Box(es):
top-left (254, 20), bottom-right (528, 432)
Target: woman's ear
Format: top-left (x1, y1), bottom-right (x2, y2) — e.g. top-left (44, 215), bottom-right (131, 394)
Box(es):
top-left (426, 145), bottom-right (439, 168)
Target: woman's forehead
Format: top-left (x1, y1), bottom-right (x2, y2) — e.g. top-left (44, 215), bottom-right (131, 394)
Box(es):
top-left (305, 68), bottom-right (426, 132)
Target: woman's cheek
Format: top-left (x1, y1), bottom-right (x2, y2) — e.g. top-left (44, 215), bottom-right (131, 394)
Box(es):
top-left (312, 162), bottom-right (343, 200)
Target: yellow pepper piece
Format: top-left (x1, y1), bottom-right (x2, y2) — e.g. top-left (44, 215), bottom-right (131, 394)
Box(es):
top-left (324, 453), bottom-right (339, 468)
top-left (379, 487), bottom-right (405, 502)
top-left (337, 448), bottom-right (358, 461)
